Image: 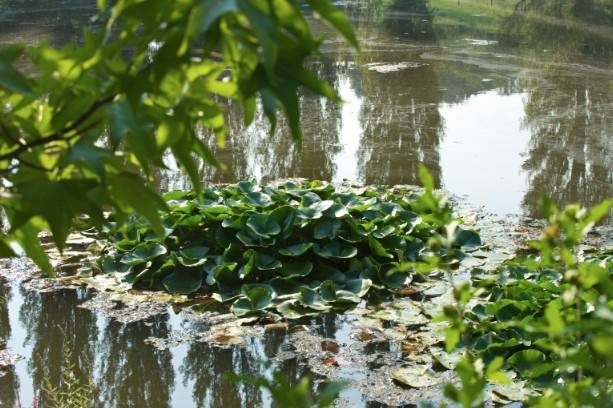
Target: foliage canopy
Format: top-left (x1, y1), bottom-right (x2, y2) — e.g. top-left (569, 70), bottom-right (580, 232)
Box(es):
top-left (0, 0), bottom-right (357, 275)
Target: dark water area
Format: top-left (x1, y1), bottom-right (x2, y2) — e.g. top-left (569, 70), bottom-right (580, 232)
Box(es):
top-left (0, 0), bottom-right (612, 407)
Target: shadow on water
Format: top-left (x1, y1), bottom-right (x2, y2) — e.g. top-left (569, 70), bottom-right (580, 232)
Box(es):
top-left (0, 0), bottom-right (612, 407)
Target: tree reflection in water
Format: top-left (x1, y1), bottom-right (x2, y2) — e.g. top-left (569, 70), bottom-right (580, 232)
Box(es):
top-left (19, 288), bottom-right (97, 406)
top-left (98, 316), bottom-right (175, 408)
top-left (0, 279), bottom-right (18, 408)
top-left (503, 0), bottom-right (613, 216)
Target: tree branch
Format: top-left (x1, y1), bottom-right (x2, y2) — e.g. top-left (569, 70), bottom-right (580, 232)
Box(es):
top-left (0, 94), bottom-right (116, 163)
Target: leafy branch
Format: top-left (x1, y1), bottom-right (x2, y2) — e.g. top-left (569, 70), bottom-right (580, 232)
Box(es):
top-left (0, 0), bottom-right (359, 276)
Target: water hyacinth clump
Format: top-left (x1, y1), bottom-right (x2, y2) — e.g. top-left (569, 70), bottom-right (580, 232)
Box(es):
top-left (90, 180), bottom-right (481, 318)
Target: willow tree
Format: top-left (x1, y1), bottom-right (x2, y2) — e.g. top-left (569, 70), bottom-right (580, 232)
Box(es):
top-left (0, 0), bottom-right (358, 275)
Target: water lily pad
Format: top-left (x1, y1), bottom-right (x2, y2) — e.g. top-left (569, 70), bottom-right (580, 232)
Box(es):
top-left (342, 278), bottom-right (373, 297)
top-left (254, 252), bottom-right (282, 270)
top-left (276, 299), bottom-right (321, 319)
top-left (269, 205), bottom-right (296, 238)
top-left (300, 286), bottom-right (332, 311)
top-left (454, 228), bottom-right (482, 251)
top-left (269, 277), bottom-right (303, 294)
top-left (246, 214), bottom-right (281, 237)
top-left (120, 242), bottom-right (167, 266)
top-left (368, 236), bottom-right (393, 259)
top-left (378, 266), bottom-right (410, 289)
top-left (162, 269), bottom-right (203, 294)
top-left (237, 180), bottom-right (257, 193)
top-left (372, 225), bottom-right (395, 239)
top-left (314, 241), bottom-right (357, 259)
top-left (99, 255), bottom-right (131, 274)
top-left (490, 378), bottom-right (538, 403)
top-left (314, 219), bottom-right (342, 240)
top-left (236, 230), bottom-right (276, 247)
top-left (507, 349), bottom-right (552, 378)
top-left (390, 365), bottom-right (442, 388)
top-left (245, 192), bottom-right (272, 207)
top-left (278, 242), bottom-right (313, 256)
top-left (175, 245), bottom-right (209, 267)
top-left (279, 261), bottom-right (313, 278)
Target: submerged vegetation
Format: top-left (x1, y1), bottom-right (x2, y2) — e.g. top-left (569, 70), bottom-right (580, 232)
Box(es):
top-left (88, 169), bottom-right (480, 318)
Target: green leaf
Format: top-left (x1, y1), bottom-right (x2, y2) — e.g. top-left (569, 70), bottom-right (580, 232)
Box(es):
top-left (592, 334), bottom-right (613, 358)
top-left (279, 260), bottom-right (313, 278)
top-left (231, 283), bottom-right (274, 316)
top-left (163, 269), bottom-right (203, 294)
top-left (507, 350), bottom-right (550, 378)
top-left (368, 236), bottom-right (393, 259)
top-left (107, 172), bottom-right (168, 238)
top-left (242, 283), bottom-right (274, 309)
top-left (236, 230), bottom-right (276, 247)
top-left (418, 165), bottom-right (435, 192)
top-left (305, 0), bottom-right (358, 49)
top-left (246, 213), bottom-right (281, 238)
top-left (176, 245), bottom-right (209, 267)
top-left (372, 225), bottom-right (395, 239)
top-left (342, 278), bottom-right (372, 297)
top-left (378, 265), bottom-right (409, 288)
top-left (270, 205), bottom-right (296, 238)
top-left (277, 299), bottom-right (321, 319)
top-left (99, 255), bottom-right (131, 274)
top-left (0, 47), bottom-right (34, 96)
top-left (0, 237), bottom-right (16, 258)
top-left (453, 228), bottom-right (482, 251)
top-left (314, 219), bottom-right (342, 240)
top-left (299, 286), bottom-right (331, 311)
top-left (319, 280), bottom-right (338, 302)
top-left (245, 192), bottom-right (273, 207)
top-left (180, 0), bottom-right (239, 55)
top-left (254, 252), bottom-right (282, 270)
top-left (12, 220), bottom-right (53, 277)
top-left (11, 180), bottom-right (103, 250)
top-left (314, 240), bottom-right (357, 259)
top-left (120, 242), bottom-right (167, 266)
top-left (278, 242), bottom-right (313, 256)
top-left (237, 180), bottom-right (256, 194)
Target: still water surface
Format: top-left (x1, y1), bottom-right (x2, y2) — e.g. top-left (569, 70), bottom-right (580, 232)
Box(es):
top-left (0, 0), bottom-right (612, 407)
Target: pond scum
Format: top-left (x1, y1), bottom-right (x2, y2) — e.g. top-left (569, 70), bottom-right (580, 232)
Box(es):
top-left (30, 169), bottom-right (613, 407)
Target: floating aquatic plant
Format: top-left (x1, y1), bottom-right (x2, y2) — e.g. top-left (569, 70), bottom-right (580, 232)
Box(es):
top-left (88, 180), bottom-right (480, 317)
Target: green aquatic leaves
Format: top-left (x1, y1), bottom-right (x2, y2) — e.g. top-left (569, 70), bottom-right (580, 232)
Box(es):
top-left (314, 240), bottom-right (357, 259)
top-left (93, 181), bottom-right (479, 317)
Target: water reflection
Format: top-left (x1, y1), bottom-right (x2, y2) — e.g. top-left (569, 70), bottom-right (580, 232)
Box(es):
top-left (500, 0), bottom-right (613, 216)
top-left (98, 317), bottom-right (175, 408)
top-left (1, 0), bottom-right (611, 215)
top-left (19, 288), bottom-right (97, 406)
top-left (181, 341), bottom-right (262, 408)
top-left (0, 0), bottom-right (94, 46)
top-left (0, 279), bottom-right (18, 408)
top-left (503, 0), bottom-right (613, 59)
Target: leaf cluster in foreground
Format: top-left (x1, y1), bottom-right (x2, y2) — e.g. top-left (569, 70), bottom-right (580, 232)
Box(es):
top-left (89, 180), bottom-right (480, 318)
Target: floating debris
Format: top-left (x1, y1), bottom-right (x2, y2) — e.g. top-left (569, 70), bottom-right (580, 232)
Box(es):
top-left (364, 62), bottom-right (427, 73)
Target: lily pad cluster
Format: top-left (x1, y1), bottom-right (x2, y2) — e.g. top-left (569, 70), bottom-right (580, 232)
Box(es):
top-left (92, 180), bottom-right (480, 317)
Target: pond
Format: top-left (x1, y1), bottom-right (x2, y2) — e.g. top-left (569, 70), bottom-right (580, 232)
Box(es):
top-left (0, 0), bottom-right (611, 407)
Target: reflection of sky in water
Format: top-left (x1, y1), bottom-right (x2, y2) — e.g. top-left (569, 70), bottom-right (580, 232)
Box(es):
top-left (440, 91), bottom-right (531, 215)
top-left (333, 76), bottom-right (364, 183)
